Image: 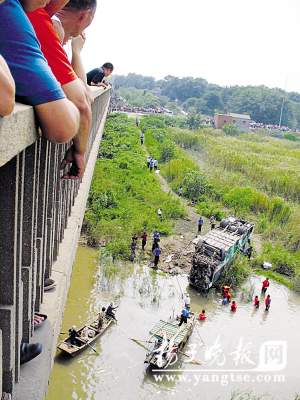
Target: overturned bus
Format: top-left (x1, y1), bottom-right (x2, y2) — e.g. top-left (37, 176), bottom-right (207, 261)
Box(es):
top-left (189, 217), bottom-right (254, 293)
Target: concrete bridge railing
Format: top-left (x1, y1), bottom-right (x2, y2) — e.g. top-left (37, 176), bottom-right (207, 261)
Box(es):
top-left (0, 88), bottom-right (111, 399)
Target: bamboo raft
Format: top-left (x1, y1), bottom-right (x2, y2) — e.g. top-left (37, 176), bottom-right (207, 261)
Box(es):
top-left (144, 314), bottom-right (196, 369)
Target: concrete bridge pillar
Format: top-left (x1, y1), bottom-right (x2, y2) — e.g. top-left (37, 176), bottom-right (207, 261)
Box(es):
top-left (0, 88), bottom-right (111, 399)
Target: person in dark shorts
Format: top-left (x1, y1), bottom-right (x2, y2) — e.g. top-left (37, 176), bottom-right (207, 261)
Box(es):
top-left (261, 278), bottom-right (270, 295)
top-left (153, 246), bottom-right (161, 268)
top-left (141, 231), bottom-right (147, 250)
top-left (198, 216), bottom-right (204, 233)
top-left (178, 307), bottom-right (189, 326)
top-left (87, 62), bottom-right (114, 87)
top-left (152, 231), bottom-right (160, 251)
top-left (265, 295), bottom-right (271, 311)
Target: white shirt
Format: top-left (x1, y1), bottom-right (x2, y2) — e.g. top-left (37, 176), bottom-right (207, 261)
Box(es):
top-left (184, 296), bottom-right (191, 306)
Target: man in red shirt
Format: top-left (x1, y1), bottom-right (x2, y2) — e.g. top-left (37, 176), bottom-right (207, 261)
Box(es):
top-left (231, 301), bottom-right (237, 312)
top-left (27, 0), bottom-right (97, 178)
top-left (141, 231), bottom-right (147, 251)
top-left (261, 277), bottom-right (270, 295)
top-left (198, 309), bottom-right (206, 321)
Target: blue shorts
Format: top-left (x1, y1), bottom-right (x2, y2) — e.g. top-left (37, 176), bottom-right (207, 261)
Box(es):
top-left (0, 0), bottom-right (65, 106)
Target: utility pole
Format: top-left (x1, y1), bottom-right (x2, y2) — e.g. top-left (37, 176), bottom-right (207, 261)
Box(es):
top-left (279, 96), bottom-right (285, 128)
top-left (279, 76), bottom-right (288, 128)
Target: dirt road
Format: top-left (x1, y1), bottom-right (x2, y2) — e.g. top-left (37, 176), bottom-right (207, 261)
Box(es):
top-left (153, 170), bottom-right (210, 274)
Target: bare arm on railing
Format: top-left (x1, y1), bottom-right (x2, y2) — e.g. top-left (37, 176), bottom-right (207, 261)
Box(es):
top-left (0, 55), bottom-right (15, 116)
top-left (71, 33), bottom-right (88, 86)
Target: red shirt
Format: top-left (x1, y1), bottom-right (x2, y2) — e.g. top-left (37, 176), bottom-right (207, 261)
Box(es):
top-left (262, 279), bottom-right (270, 288)
top-left (226, 292), bottom-right (232, 301)
top-left (199, 313), bottom-right (206, 321)
top-left (27, 9), bottom-right (77, 86)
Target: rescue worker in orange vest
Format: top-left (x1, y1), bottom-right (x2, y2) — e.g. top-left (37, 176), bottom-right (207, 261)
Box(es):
top-left (226, 291), bottom-right (232, 303)
top-left (231, 301), bottom-right (237, 312)
top-left (265, 295), bottom-right (271, 311)
top-left (223, 285), bottom-right (231, 296)
top-left (254, 295), bottom-right (260, 309)
top-left (262, 278), bottom-right (270, 295)
top-left (198, 309), bottom-right (206, 321)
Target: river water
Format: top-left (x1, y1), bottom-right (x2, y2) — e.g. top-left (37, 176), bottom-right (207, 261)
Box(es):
top-left (47, 246), bottom-right (300, 400)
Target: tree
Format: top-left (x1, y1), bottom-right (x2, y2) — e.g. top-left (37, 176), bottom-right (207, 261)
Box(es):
top-left (186, 113), bottom-right (202, 130)
top-left (203, 91), bottom-right (223, 114)
top-left (182, 171), bottom-right (212, 201)
top-left (113, 73), bottom-right (300, 128)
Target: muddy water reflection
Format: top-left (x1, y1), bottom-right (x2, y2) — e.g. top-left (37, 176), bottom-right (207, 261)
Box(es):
top-left (47, 247), bottom-right (300, 400)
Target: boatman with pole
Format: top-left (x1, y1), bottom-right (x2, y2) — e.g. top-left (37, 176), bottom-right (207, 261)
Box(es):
top-left (106, 303), bottom-right (118, 322)
top-left (97, 307), bottom-right (106, 331)
top-left (69, 326), bottom-right (80, 345)
top-left (178, 307), bottom-right (189, 326)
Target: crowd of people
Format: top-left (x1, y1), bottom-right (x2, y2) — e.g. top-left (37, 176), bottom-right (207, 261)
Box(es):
top-left (220, 279), bottom-right (272, 313)
top-left (146, 155), bottom-right (159, 172)
top-left (249, 121), bottom-right (299, 133)
top-left (177, 277), bottom-right (272, 331)
top-left (110, 95), bottom-right (173, 116)
top-left (130, 230), bottom-right (163, 268)
top-left (197, 215), bottom-right (216, 232)
top-left (0, 0), bottom-right (114, 367)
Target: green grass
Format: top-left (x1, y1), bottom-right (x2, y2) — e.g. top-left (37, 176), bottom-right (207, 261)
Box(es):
top-left (83, 113), bottom-right (185, 259)
top-left (253, 269), bottom-right (293, 289)
top-left (140, 115), bottom-right (300, 289)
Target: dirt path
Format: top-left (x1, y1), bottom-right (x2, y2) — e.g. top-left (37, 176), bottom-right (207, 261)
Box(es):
top-left (153, 170), bottom-right (210, 274)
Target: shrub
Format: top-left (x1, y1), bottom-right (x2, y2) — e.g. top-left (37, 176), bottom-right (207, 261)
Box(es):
top-left (160, 142), bottom-right (176, 162)
top-left (268, 197), bottom-right (291, 224)
top-left (255, 242), bottom-right (300, 276)
top-left (223, 124), bottom-right (240, 136)
top-left (224, 187), bottom-right (269, 214)
top-left (181, 171), bottom-right (212, 201)
top-left (284, 133), bottom-right (298, 141)
top-left (292, 274), bottom-right (300, 292)
top-left (196, 201), bottom-right (225, 221)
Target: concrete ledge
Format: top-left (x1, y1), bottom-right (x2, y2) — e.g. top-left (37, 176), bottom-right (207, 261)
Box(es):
top-left (14, 96), bottom-right (110, 400)
top-left (0, 87), bottom-right (109, 168)
top-left (0, 104), bottom-right (37, 168)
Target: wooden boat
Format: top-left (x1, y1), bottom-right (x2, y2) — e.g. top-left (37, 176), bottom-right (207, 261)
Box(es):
top-left (144, 313), bottom-right (196, 369)
top-left (57, 316), bottom-right (114, 357)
